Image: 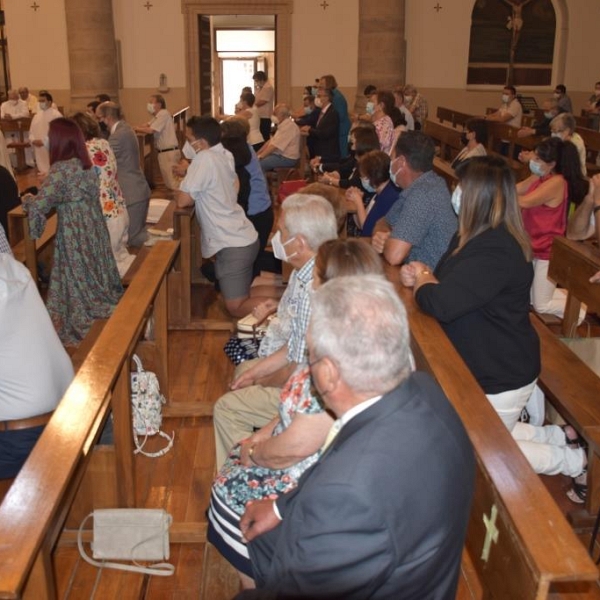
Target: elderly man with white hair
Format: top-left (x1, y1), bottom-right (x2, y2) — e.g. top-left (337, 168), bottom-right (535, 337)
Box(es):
top-left (237, 275), bottom-right (475, 599)
top-left (213, 193), bottom-right (338, 469)
top-left (256, 103), bottom-right (301, 173)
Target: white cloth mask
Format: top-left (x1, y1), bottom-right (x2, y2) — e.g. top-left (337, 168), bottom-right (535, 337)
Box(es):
top-left (451, 185), bottom-right (462, 215)
top-left (271, 231), bottom-right (297, 262)
top-left (182, 140), bottom-right (197, 160)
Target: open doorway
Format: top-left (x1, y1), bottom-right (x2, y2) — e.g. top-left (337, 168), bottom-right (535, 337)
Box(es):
top-left (198, 15), bottom-right (275, 117)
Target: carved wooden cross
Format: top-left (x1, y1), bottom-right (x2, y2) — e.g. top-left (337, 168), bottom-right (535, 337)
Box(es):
top-left (143, 1), bottom-right (153, 10)
top-left (434, 3), bottom-right (442, 12)
top-left (30, 2), bottom-right (40, 11)
top-left (320, 1), bottom-right (329, 10)
top-left (481, 504), bottom-right (499, 562)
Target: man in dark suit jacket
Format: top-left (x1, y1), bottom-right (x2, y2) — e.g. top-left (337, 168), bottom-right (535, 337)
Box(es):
top-left (300, 88), bottom-right (340, 163)
top-left (238, 275), bottom-right (475, 600)
top-left (97, 102), bottom-right (151, 247)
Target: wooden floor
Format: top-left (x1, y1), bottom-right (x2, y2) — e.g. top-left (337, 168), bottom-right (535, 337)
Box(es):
top-left (10, 167), bottom-right (600, 599)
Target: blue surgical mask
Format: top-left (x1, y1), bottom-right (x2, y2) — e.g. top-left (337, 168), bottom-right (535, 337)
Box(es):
top-left (389, 165), bottom-right (398, 187)
top-left (544, 111), bottom-right (554, 120)
top-left (361, 177), bottom-right (376, 193)
top-left (271, 230), bottom-right (297, 263)
top-left (551, 132), bottom-right (563, 140)
top-left (366, 101), bottom-right (375, 115)
top-left (529, 160), bottom-right (546, 177)
top-left (451, 185), bottom-right (462, 215)
top-left (304, 106), bottom-right (313, 115)
top-left (311, 87), bottom-right (318, 96)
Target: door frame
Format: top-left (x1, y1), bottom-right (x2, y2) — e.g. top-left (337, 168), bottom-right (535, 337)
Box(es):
top-left (181, 0), bottom-right (292, 114)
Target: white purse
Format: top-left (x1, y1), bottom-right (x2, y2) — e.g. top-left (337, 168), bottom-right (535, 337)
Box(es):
top-left (130, 354), bottom-right (174, 457)
top-left (78, 509), bottom-right (175, 576)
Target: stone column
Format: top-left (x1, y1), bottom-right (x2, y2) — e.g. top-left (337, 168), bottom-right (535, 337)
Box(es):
top-left (356, 0), bottom-right (406, 112)
top-left (64, 0), bottom-right (119, 109)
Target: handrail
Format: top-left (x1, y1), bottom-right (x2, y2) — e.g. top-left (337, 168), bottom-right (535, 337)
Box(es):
top-left (0, 240), bottom-right (179, 599)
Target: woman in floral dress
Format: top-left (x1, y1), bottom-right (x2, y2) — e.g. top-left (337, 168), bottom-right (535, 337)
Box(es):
top-left (71, 112), bottom-right (134, 276)
top-left (207, 239), bottom-right (385, 587)
top-left (22, 118), bottom-right (122, 346)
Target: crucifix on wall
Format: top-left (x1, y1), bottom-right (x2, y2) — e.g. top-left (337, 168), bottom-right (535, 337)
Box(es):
top-left (30, 2), bottom-right (40, 11)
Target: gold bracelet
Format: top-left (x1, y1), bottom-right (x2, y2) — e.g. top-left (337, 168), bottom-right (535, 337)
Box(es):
top-left (248, 444), bottom-right (259, 466)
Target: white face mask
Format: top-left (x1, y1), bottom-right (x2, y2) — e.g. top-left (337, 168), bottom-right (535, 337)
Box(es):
top-left (182, 140), bottom-right (197, 160)
top-left (404, 95), bottom-right (413, 104)
top-left (271, 230), bottom-right (297, 263)
top-left (366, 101), bottom-right (375, 115)
top-left (502, 94), bottom-right (510, 103)
top-left (38, 102), bottom-right (48, 111)
top-left (147, 102), bottom-right (155, 115)
top-left (314, 97), bottom-right (323, 108)
top-left (451, 185), bottom-right (462, 215)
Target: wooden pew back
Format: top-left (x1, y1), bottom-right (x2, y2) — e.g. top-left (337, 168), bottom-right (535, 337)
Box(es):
top-left (423, 120), bottom-right (462, 162)
top-left (385, 266), bottom-right (598, 599)
top-left (0, 240), bottom-right (179, 599)
top-left (436, 106), bottom-right (473, 129)
top-left (548, 237), bottom-right (600, 337)
top-left (575, 126), bottom-right (600, 175)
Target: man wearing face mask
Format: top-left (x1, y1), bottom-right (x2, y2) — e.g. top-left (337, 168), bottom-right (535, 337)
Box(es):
top-left (135, 94), bottom-right (181, 192)
top-left (256, 104), bottom-right (301, 173)
top-left (28, 91), bottom-right (62, 176)
top-left (517, 98), bottom-right (559, 139)
top-left (485, 85), bottom-right (523, 128)
top-left (554, 84), bottom-right (572, 114)
top-left (253, 71), bottom-right (274, 143)
top-left (372, 131), bottom-right (456, 270)
top-left (212, 194), bottom-right (338, 469)
top-left (300, 88), bottom-right (340, 162)
top-left (97, 102), bottom-right (151, 246)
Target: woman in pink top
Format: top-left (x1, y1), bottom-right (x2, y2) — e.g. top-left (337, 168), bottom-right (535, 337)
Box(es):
top-left (518, 137), bottom-right (587, 320)
top-left (366, 90), bottom-right (395, 155)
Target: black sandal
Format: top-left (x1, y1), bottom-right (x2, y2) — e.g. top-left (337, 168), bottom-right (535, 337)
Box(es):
top-left (567, 469), bottom-right (587, 504)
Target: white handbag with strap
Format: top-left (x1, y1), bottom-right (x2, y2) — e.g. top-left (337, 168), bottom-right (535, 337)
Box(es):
top-left (77, 509), bottom-right (175, 577)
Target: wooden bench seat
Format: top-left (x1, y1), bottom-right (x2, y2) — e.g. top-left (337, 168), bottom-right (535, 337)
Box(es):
top-left (385, 264), bottom-right (599, 598)
top-left (7, 204), bottom-right (57, 286)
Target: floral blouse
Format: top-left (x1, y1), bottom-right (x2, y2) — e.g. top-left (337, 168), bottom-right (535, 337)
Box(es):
top-left (86, 138), bottom-right (126, 220)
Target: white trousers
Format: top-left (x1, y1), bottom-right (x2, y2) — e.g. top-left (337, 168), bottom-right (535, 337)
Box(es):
top-left (531, 258), bottom-right (586, 327)
top-left (487, 380), bottom-right (584, 477)
top-left (105, 212), bottom-right (134, 277)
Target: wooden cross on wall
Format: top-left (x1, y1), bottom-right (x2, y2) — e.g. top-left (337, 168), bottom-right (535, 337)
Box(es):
top-left (320, 1), bottom-right (329, 10)
top-left (30, 2), bottom-right (40, 11)
top-left (143, 1), bottom-right (153, 10)
top-left (434, 3), bottom-right (443, 12)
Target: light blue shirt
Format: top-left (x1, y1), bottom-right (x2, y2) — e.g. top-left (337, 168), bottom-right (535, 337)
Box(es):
top-left (245, 145), bottom-right (272, 216)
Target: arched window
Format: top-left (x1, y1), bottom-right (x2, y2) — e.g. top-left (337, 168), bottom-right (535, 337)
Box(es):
top-left (467, 0), bottom-right (558, 86)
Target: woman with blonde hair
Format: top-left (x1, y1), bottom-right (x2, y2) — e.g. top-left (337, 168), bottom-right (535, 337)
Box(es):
top-left (400, 155), bottom-right (586, 499)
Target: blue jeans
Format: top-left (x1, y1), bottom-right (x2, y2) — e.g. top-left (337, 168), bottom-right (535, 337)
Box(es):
top-left (259, 153), bottom-right (298, 173)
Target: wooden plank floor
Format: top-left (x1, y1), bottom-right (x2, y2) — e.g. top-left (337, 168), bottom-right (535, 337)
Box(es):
top-left (54, 327), bottom-right (241, 600)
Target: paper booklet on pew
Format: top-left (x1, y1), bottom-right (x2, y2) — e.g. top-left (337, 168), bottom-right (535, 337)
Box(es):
top-left (146, 198), bottom-right (170, 224)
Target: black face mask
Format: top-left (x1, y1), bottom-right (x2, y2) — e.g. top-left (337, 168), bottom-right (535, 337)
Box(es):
top-left (460, 133), bottom-right (468, 146)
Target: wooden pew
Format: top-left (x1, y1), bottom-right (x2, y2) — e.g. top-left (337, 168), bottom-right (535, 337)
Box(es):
top-left (423, 119), bottom-right (462, 162)
top-left (7, 204), bottom-right (57, 286)
top-left (548, 237), bottom-right (600, 338)
top-left (436, 106), bottom-right (473, 129)
top-left (172, 105), bottom-right (190, 149)
top-left (0, 240), bottom-right (179, 599)
top-left (385, 265), bottom-right (599, 599)
top-left (575, 126), bottom-right (600, 176)
top-left (136, 131), bottom-right (155, 186)
top-left (433, 156), bottom-right (457, 191)
top-left (1, 117), bottom-right (32, 172)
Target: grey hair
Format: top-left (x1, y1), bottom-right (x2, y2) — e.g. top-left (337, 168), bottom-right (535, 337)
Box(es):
top-left (282, 194), bottom-right (337, 251)
top-left (97, 101), bottom-right (123, 121)
top-left (275, 103), bottom-right (291, 118)
top-left (310, 275), bottom-right (411, 394)
top-left (551, 112), bottom-right (576, 134)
